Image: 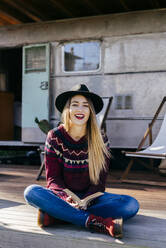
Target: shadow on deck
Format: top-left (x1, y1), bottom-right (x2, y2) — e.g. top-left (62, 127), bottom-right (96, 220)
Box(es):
top-left (0, 165), bottom-right (166, 248)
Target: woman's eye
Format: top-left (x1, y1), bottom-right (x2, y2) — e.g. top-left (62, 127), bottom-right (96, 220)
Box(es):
top-left (71, 103), bottom-right (89, 108)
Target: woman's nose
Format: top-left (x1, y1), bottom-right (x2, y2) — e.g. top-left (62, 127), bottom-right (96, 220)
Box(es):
top-left (77, 105), bottom-right (84, 111)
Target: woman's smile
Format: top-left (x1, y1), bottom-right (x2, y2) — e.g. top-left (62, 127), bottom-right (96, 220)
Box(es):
top-left (69, 95), bottom-right (90, 126)
top-left (75, 114), bottom-right (85, 120)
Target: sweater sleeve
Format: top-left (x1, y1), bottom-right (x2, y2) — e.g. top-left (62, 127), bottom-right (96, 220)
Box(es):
top-left (44, 129), bottom-right (68, 200)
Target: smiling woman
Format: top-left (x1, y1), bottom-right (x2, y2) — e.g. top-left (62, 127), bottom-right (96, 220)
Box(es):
top-left (24, 84), bottom-right (139, 239)
top-left (67, 95), bottom-right (90, 135)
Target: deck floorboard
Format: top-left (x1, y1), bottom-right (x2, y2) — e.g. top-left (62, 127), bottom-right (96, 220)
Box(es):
top-left (0, 165), bottom-right (166, 248)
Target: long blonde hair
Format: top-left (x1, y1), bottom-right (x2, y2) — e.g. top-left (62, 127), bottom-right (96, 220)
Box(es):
top-left (61, 97), bottom-right (110, 184)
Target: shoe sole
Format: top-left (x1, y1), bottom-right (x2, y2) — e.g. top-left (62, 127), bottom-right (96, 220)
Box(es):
top-left (37, 209), bottom-right (45, 228)
top-left (114, 218), bottom-right (123, 239)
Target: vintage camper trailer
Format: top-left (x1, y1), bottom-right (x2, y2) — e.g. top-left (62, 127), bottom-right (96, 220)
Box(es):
top-left (0, 9), bottom-right (166, 148)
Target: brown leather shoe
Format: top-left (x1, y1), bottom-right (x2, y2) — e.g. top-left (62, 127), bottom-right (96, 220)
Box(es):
top-left (112, 218), bottom-right (123, 239)
top-left (86, 214), bottom-right (123, 238)
top-left (37, 209), bottom-right (69, 228)
top-left (37, 209), bottom-right (55, 227)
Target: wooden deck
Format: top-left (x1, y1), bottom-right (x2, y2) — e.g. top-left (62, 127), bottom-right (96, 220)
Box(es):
top-left (0, 164), bottom-right (166, 248)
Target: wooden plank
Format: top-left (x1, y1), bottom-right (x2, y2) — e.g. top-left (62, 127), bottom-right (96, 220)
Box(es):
top-left (121, 179), bottom-right (166, 187)
top-left (0, 166), bottom-right (166, 248)
top-left (2, 0), bottom-right (42, 22)
top-left (0, 229), bottom-right (129, 248)
top-left (0, 203), bottom-right (166, 248)
top-left (0, 9), bottom-right (21, 24)
top-left (80, 0), bottom-right (102, 14)
top-left (49, 0), bottom-right (74, 17)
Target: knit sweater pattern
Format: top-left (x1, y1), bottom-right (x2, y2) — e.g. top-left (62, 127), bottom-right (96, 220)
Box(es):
top-left (45, 125), bottom-right (110, 200)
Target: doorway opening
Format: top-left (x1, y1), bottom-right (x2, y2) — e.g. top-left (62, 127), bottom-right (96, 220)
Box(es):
top-left (0, 47), bottom-right (22, 141)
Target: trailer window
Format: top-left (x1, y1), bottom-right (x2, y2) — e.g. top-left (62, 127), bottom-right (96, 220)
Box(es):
top-left (115, 95), bottom-right (133, 110)
top-left (63, 41), bottom-right (100, 72)
top-left (25, 46), bottom-right (46, 73)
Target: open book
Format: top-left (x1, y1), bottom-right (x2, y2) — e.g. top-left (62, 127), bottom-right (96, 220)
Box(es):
top-left (64, 189), bottom-right (104, 210)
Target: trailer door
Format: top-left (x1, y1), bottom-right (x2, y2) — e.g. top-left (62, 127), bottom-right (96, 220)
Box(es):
top-left (22, 43), bottom-right (50, 142)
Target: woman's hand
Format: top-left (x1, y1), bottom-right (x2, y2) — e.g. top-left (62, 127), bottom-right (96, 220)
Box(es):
top-left (66, 196), bottom-right (80, 209)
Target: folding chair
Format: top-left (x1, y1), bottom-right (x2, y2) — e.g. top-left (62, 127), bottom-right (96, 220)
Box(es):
top-left (35, 118), bottom-right (51, 181)
top-left (36, 96), bottom-right (113, 180)
top-left (121, 96), bottom-right (166, 181)
top-left (97, 97), bottom-right (113, 132)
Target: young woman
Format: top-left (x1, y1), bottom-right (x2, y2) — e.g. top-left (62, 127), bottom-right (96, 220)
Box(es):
top-left (24, 84), bottom-right (139, 238)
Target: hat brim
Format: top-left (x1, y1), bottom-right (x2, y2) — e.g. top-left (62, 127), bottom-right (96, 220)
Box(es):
top-left (55, 91), bottom-right (103, 114)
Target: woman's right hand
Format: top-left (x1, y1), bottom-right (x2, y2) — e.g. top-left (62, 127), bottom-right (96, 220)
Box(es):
top-left (66, 196), bottom-right (79, 209)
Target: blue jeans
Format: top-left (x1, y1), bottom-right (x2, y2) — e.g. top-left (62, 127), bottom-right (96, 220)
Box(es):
top-left (24, 184), bottom-right (139, 227)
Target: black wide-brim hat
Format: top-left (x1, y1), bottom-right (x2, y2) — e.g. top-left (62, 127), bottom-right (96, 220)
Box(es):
top-left (55, 84), bottom-right (103, 114)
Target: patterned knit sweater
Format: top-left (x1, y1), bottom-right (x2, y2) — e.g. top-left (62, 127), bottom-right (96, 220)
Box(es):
top-left (44, 125), bottom-right (110, 200)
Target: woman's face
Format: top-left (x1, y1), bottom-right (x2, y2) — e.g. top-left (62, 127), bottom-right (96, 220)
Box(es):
top-left (69, 95), bottom-right (90, 127)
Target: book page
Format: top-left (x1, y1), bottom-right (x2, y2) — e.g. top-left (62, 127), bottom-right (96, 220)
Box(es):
top-left (64, 189), bottom-right (104, 209)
